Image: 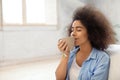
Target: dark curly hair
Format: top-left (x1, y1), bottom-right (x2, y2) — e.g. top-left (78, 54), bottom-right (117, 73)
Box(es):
top-left (68, 5), bottom-right (117, 51)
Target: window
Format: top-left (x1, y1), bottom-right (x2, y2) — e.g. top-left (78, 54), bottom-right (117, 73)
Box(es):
top-left (1, 0), bottom-right (57, 27)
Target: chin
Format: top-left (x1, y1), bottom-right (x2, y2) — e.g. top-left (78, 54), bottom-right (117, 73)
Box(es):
top-left (75, 44), bottom-right (79, 46)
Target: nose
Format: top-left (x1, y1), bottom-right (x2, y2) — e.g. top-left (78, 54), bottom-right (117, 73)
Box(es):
top-left (71, 31), bottom-right (76, 37)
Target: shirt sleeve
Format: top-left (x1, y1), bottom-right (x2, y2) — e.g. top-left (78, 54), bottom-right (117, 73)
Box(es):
top-left (91, 55), bottom-right (110, 80)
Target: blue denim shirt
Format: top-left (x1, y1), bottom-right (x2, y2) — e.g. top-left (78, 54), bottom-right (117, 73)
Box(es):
top-left (66, 47), bottom-right (110, 80)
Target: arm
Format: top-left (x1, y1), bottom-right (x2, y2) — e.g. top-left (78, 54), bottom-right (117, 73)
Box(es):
top-left (55, 40), bottom-right (70, 80)
top-left (55, 55), bottom-right (69, 80)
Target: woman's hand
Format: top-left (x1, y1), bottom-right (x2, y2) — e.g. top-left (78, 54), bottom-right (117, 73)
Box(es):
top-left (58, 39), bottom-right (70, 55)
top-left (56, 39), bottom-right (70, 80)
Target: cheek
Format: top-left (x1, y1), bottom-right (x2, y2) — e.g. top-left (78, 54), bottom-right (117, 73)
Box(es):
top-left (84, 32), bottom-right (89, 38)
top-left (83, 34), bottom-right (89, 42)
top-left (78, 32), bottom-right (88, 40)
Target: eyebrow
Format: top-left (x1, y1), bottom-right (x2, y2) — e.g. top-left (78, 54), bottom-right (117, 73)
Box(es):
top-left (71, 26), bottom-right (83, 29)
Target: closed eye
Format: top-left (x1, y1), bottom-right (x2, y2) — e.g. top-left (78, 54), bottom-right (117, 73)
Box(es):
top-left (77, 28), bottom-right (82, 31)
top-left (71, 26), bottom-right (83, 32)
top-left (77, 30), bottom-right (82, 31)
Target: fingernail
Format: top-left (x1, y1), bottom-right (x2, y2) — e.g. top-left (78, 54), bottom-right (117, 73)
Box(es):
top-left (59, 39), bottom-right (62, 42)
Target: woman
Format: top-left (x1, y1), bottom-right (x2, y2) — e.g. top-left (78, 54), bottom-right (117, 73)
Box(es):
top-left (55, 5), bottom-right (116, 80)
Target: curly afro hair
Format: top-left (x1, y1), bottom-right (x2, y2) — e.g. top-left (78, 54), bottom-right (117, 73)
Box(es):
top-left (68, 5), bottom-right (117, 51)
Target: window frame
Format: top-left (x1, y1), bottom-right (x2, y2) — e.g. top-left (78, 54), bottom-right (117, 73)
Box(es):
top-left (0, 0), bottom-right (58, 29)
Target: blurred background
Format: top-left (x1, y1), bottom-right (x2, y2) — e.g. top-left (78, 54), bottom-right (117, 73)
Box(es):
top-left (0, 0), bottom-right (120, 80)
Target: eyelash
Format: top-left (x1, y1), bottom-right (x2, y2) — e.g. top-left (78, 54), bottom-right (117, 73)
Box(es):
top-left (77, 30), bottom-right (81, 31)
top-left (71, 29), bottom-right (81, 32)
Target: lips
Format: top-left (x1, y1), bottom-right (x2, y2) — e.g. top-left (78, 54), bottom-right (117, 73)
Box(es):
top-left (74, 38), bottom-right (78, 46)
top-left (75, 38), bottom-right (78, 41)
top-left (74, 38), bottom-right (78, 43)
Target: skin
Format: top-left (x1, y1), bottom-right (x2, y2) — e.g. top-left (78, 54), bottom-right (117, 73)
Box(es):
top-left (55, 20), bottom-right (92, 80)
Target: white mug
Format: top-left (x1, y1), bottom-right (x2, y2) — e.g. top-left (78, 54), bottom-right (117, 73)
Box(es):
top-left (60, 37), bottom-right (75, 50)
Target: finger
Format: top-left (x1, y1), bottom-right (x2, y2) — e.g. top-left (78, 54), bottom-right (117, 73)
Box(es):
top-left (58, 39), bottom-right (62, 42)
top-left (58, 39), bottom-right (63, 46)
top-left (65, 46), bottom-right (70, 52)
top-left (58, 40), bottom-right (65, 48)
top-left (61, 41), bottom-right (67, 51)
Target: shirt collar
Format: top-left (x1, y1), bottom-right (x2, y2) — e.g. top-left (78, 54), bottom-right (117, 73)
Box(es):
top-left (72, 47), bottom-right (97, 61)
top-left (72, 46), bottom-right (80, 53)
top-left (86, 48), bottom-right (97, 61)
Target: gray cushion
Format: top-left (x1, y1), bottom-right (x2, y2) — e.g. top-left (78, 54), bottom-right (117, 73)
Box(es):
top-left (106, 44), bottom-right (120, 80)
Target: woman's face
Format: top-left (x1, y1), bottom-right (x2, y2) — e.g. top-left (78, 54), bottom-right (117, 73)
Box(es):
top-left (71, 20), bottom-right (90, 46)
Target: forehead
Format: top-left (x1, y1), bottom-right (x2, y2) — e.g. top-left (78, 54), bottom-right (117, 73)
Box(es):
top-left (72, 20), bottom-right (85, 28)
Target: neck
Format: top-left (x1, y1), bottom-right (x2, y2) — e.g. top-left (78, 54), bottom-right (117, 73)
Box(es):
top-left (78, 41), bottom-right (92, 55)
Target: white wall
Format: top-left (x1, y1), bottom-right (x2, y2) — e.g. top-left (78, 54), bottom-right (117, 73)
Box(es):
top-left (0, 32), bottom-right (4, 63)
top-left (1, 0), bottom-right (120, 67)
top-left (58, 0), bottom-right (85, 37)
top-left (0, 0), bottom-right (85, 67)
top-left (0, 29), bottom-right (61, 66)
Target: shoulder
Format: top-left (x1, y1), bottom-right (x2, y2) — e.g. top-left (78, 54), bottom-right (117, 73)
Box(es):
top-left (93, 48), bottom-right (110, 64)
top-left (88, 48), bottom-right (110, 80)
top-left (95, 48), bottom-right (109, 59)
